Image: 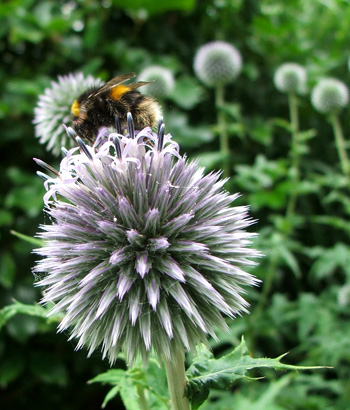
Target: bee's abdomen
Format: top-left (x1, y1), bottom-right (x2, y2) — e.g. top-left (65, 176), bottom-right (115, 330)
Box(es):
top-left (122, 92), bottom-right (162, 130)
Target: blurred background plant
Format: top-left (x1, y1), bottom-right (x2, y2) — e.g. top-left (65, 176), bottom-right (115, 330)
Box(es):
top-left (1, 0), bottom-right (350, 409)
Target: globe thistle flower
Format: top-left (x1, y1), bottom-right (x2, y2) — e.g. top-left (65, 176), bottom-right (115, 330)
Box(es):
top-left (34, 73), bottom-right (103, 155)
top-left (138, 66), bottom-right (175, 98)
top-left (194, 41), bottom-right (242, 87)
top-left (33, 116), bottom-right (259, 365)
top-left (274, 63), bottom-right (307, 95)
top-left (338, 284), bottom-right (350, 307)
top-left (311, 78), bottom-right (349, 114)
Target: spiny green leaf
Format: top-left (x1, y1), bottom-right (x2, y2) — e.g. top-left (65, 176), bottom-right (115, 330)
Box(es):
top-left (186, 337), bottom-right (326, 410)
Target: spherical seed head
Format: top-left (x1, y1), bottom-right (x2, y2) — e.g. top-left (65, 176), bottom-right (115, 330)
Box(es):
top-left (33, 121), bottom-right (260, 365)
top-left (338, 284), bottom-right (350, 307)
top-left (311, 78), bottom-right (349, 114)
top-left (33, 73), bottom-right (103, 156)
top-left (274, 63), bottom-right (307, 95)
top-left (194, 41), bottom-right (242, 87)
top-left (138, 66), bottom-right (175, 98)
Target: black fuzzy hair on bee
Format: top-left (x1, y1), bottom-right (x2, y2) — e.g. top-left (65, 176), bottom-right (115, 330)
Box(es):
top-left (71, 73), bottom-right (162, 142)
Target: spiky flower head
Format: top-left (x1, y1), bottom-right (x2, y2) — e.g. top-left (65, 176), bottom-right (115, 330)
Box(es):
top-left (311, 78), bottom-right (349, 114)
top-left (138, 66), bottom-right (175, 98)
top-left (274, 63), bottom-right (307, 95)
top-left (194, 41), bottom-right (242, 87)
top-left (33, 116), bottom-right (259, 364)
top-left (34, 73), bottom-right (103, 156)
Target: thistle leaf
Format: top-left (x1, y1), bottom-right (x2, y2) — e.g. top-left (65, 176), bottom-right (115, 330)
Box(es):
top-left (186, 337), bottom-right (326, 410)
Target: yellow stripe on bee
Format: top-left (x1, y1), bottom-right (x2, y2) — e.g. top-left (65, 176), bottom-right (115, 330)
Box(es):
top-left (110, 85), bottom-right (130, 101)
top-left (71, 100), bottom-right (80, 117)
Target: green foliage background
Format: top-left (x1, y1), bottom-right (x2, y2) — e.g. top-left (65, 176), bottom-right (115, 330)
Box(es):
top-left (1, 0), bottom-right (350, 409)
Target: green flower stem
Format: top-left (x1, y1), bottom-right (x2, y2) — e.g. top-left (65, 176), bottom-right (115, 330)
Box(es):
top-left (216, 83), bottom-right (230, 178)
top-left (330, 111), bottom-right (350, 179)
top-left (164, 350), bottom-right (190, 410)
top-left (137, 384), bottom-right (150, 410)
top-left (286, 92), bottom-right (300, 220)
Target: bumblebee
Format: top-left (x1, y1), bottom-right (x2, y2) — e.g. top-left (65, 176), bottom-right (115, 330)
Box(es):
top-left (71, 73), bottom-right (162, 142)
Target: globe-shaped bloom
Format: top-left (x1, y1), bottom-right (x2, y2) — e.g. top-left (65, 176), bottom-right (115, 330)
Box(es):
top-left (338, 284), bottom-right (350, 307)
top-left (138, 66), bottom-right (175, 98)
top-left (34, 73), bottom-right (103, 155)
top-left (311, 78), bottom-right (349, 114)
top-left (34, 117), bottom-right (259, 364)
top-left (194, 41), bottom-right (242, 87)
top-left (274, 63), bottom-right (307, 95)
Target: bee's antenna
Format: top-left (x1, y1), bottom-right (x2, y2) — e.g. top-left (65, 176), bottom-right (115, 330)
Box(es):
top-left (115, 115), bottom-right (122, 135)
top-left (157, 123), bottom-right (165, 152)
top-left (127, 112), bottom-right (135, 139)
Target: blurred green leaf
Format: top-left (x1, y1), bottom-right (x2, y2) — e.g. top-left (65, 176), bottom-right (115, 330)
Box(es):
top-left (0, 210), bottom-right (14, 227)
top-left (221, 103), bottom-right (242, 121)
top-left (0, 252), bottom-right (16, 289)
top-left (196, 151), bottom-right (225, 171)
top-left (247, 117), bottom-right (274, 146)
top-left (170, 75), bottom-right (204, 109)
top-left (307, 243), bottom-right (350, 279)
top-left (311, 215), bottom-right (350, 235)
top-left (29, 351), bottom-right (68, 385)
top-left (111, 0), bottom-right (196, 14)
top-left (166, 110), bottom-right (214, 148)
top-left (0, 354), bottom-right (25, 387)
top-left (0, 301), bottom-right (54, 331)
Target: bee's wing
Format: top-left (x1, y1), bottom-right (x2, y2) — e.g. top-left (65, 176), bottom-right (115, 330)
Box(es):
top-left (126, 81), bottom-right (152, 90)
top-left (93, 73), bottom-right (137, 96)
